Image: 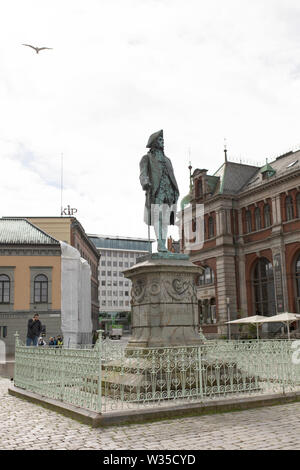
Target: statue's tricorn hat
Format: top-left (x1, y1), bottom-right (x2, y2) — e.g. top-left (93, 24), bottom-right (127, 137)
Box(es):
top-left (146, 129), bottom-right (163, 148)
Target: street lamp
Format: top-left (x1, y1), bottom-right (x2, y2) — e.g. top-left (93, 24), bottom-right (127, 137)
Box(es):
top-left (226, 297), bottom-right (231, 340)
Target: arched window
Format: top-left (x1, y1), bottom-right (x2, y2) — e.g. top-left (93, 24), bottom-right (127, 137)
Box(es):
top-left (245, 210), bottom-right (252, 233)
top-left (255, 207), bottom-right (261, 231)
top-left (253, 258), bottom-right (276, 316)
top-left (297, 193), bottom-right (300, 219)
top-left (198, 267), bottom-right (215, 286)
top-left (0, 275), bottom-right (10, 304)
top-left (208, 216), bottom-right (214, 238)
top-left (197, 179), bottom-right (203, 198)
top-left (286, 195), bottom-right (294, 221)
top-left (296, 254), bottom-right (300, 299)
top-left (264, 203), bottom-right (271, 228)
top-left (34, 274), bottom-right (48, 303)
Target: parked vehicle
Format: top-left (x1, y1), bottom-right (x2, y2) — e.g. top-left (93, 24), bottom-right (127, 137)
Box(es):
top-left (109, 326), bottom-right (122, 340)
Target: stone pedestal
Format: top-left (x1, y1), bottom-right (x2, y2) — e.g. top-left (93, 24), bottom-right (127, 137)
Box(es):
top-left (123, 253), bottom-right (203, 348)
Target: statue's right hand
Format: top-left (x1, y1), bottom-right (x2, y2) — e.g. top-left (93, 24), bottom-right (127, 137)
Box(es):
top-left (143, 183), bottom-right (152, 191)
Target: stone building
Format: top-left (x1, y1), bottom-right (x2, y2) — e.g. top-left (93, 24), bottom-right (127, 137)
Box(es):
top-left (7, 217), bottom-right (100, 333)
top-left (182, 149), bottom-right (300, 337)
top-left (0, 219), bottom-right (62, 355)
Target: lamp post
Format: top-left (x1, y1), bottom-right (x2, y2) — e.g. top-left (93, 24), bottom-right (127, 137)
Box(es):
top-left (226, 297), bottom-right (231, 340)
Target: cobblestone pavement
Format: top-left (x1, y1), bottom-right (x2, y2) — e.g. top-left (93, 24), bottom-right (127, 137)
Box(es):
top-left (1, 378), bottom-right (300, 450)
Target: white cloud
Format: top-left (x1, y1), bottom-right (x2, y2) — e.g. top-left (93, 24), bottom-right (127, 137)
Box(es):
top-left (0, 0), bottom-right (300, 239)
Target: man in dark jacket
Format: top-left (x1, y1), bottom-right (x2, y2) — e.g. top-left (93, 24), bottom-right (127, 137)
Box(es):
top-left (26, 314), bottom-right (42, 346)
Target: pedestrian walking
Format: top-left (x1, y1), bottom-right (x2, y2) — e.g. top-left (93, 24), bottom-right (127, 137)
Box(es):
top-left (26, 314), bottom-right (42, 346)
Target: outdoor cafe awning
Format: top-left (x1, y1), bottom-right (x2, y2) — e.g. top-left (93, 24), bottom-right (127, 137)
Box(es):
top-left (256, 312), bottom-right (299, 340)
top-left (226, 313), bottom-right (299, 340)
top-left (226, 315), bottom-right (269, 339)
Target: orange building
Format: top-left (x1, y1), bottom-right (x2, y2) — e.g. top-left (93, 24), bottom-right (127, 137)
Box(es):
top-left (6, 216), bottom-right (100, 333)
top-left (0, 219), bottom-right (62, 355)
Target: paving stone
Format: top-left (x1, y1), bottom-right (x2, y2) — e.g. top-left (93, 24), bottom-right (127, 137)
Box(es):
top-left (2, 378), bottom-right (300, 450)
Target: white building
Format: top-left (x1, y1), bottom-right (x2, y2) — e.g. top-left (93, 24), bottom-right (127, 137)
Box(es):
top-left (88, 235), bottom-right (153, 319)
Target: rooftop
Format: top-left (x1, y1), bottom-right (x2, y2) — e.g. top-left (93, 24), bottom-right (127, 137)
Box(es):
top-left (0, 218), bottom-right (60, 245)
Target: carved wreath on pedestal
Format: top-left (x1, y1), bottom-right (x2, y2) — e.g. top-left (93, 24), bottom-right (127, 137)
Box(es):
top-left (131, 275), bottom-right (197, 305)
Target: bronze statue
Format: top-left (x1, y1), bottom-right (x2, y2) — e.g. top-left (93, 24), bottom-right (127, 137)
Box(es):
top-left (139, 130), bottom-right (179, 252)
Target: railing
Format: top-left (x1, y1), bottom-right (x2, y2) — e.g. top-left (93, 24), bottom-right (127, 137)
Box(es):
top-left (13, 334), bottom-right (300, 414)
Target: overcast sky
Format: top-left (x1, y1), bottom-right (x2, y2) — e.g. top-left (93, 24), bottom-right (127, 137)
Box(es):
top-left (1, 0), bottom-right (300, 241)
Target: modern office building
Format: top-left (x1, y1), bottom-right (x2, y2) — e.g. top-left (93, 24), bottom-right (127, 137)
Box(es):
top-left (88, 235), bottom-right (152, 322)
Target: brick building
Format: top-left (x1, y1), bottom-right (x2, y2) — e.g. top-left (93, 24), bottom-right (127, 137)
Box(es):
top-left (182, 149), bottom-right (300, 337)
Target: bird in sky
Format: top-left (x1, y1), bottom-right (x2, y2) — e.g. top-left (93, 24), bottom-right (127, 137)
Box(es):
top-left (22, 44), bottom-right (53, 54)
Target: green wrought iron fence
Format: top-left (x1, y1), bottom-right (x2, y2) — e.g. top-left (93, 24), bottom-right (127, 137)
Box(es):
top-left (13, 333), bottom-right (300, 414)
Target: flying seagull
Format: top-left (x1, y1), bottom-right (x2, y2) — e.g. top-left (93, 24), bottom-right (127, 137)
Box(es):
top-left (22, 44), bottom-right (53, 54)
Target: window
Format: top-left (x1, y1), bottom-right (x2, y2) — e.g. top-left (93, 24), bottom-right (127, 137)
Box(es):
top-left (125, 291), bottom-right (129, 296)
top-left (253, 258), bottom-right (276, 316)
top-left (208, 216), bottom-right (214, 238)
top-left (255, 207), bottom-right (261, 231)
top-left (0, 326), bottom-right (7, 338)
top-left (101, 281), bottom-right (106, 286)
top-left (101, 271), bottom-right (106, 276)
top-left (245, 210), bottom-right (252, 233)
top-left (34, 274), bottom-right (48, 303)
top-left (101, 261), bottom-right (106, 266)
top-left (197, 267), bottom-right (215, 286)
top-left (198, 298), bottom-right (216, 324)
top-left (119, 262), bottom-right (123, 267)
top-left (264, 204), bottom-right (271, 228)
top-left (130, 253), bottom-right (134, 258)
top-left (296, 254), bottom-right (300, 299)
top-left (0, 275), bottom-right (10, 303)
top-left (101, 300), bottom-right (106, 306)
top-left (197, 179), bottom-right (203, 197)
top-left (286, 196), bottom-right (294, 221)
top-left (297, 193), bottom-right (300, 219)
top-left (107, 261), bottom-right (111, 267)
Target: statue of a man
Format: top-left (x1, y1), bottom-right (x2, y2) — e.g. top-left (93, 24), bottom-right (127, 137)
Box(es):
top-left (139, 130), bottom-right (179, 252)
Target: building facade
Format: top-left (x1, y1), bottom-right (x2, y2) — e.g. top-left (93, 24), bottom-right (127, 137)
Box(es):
top-left (88, 235), bottom-right (152, 324)
top-left (182, 149), bottom-right (300, 337)
top-left (11, 217), bottom-right (100, 333)
top-left (0, 219), bottom-right (62, 355)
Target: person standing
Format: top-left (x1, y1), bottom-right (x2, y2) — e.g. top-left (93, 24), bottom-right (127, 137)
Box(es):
top-left (26, 314), bottom-right (42, 346)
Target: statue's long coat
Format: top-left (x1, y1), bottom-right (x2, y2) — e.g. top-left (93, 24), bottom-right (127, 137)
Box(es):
top-left (139, 151), bottom-right (179, 226)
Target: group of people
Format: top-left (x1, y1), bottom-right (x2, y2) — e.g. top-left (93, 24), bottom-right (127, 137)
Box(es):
top-left (26, 313), bottom-right (63, 347)
top-left (37, 335), bottom-right (63, 347)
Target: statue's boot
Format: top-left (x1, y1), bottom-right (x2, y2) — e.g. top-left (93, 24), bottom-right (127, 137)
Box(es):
top-left (157, 239), bottom-right (168, 252)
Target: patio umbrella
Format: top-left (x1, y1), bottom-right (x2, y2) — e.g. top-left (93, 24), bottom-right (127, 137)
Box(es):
top-left (258, 312), bottom-right (299, 340)
top-left (226, 315), bottom-right (269, 339)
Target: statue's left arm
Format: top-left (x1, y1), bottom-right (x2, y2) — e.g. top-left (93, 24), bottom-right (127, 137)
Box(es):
top-left (139, 154), bottom-right (151, 191)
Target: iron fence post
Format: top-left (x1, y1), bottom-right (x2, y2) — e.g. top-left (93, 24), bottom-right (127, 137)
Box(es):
top-left (198, 345), bottom-right (203, 399)
top-left (97, 330), bottom-right (103, 413)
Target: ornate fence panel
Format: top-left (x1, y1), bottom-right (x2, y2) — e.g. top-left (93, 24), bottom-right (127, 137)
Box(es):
top-left (14, 334), bottom-right (102, 412)
top-left (13, 334), bottom-right (300, 414)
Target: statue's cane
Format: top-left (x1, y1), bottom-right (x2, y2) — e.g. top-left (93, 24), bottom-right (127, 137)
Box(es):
top-left (146, 189), bottom-right (151, 253)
